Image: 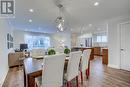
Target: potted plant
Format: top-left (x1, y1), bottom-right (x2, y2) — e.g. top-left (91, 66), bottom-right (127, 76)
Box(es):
top-left (64, 48), bottom-right (70, 57)
top-left (48, 49), bottom-right (56, 55)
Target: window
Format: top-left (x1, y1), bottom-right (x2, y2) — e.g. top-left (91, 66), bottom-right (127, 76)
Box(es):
top-left (97, 36), bottom-right (102, 42)
top-left (96, 35), bottom-right (107, 42)
top-left (102, 36), bottom-right (107, 42)
top-left (25, 35), bottom-right (50, 50)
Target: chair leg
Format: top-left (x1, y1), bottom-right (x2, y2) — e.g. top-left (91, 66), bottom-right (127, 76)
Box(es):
top-left (67, 81), bottom-right (70, 87)
top-left (88, 67), bottom-right (90, 76)
top-left (35, 83), bottom-right (38, 87)
top-left (76, 76), bottom-right (78, 87)
top-left (86, 69), bottom-right (88, 79)
top-left (80, 71), bottom-right (83, 83)
top-left (88, 61), bottom-right (90, 76)
top-left (86, 62), bottom-right (90, 79)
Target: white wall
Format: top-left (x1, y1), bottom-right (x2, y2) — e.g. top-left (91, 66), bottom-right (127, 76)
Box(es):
top-left (0, 20), bottom-right (13, 87)
top-left (50, 31), bottom-right (71, 48)
top-left (71, 33), bottom-right (78, 47)
top-left (108, 16), bottom-right (130, 69)
top-left (13, 30), bottom-right (25, 49)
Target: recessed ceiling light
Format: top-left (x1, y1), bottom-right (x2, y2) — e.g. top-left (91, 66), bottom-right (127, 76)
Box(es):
top-left (94, 2), bottom-right (99, 6)
top-left (29, 9), bottom-right (34, 12)
top-left (29, 19), bottom-right (32, 22)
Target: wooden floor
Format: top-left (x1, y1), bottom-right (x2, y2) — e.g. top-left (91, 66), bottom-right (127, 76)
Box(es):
top-left (3, 58), bottom-right (130, 87)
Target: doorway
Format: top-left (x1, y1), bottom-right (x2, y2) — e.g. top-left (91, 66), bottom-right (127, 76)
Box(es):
top-left (120, 21), bottom-right (130, 71)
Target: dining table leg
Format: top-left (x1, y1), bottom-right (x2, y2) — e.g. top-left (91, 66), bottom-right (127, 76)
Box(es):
top-left (24, 70), bottom-right (26, 87)
top-left (23, 66), bottom-right (26, 87)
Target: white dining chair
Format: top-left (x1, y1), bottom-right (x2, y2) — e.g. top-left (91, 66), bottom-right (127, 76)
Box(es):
top-left (64, 51), bottom-right (82, 87)
top-left (31, 49), bottom-right (45, 59)
top-left (35, 53), bottom-right (66, 87)
top-left (80, 49), bottom-right (91, 83)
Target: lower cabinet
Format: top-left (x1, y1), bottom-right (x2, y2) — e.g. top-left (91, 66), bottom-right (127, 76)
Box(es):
top-left (102, 49), bottom-right (108, 65)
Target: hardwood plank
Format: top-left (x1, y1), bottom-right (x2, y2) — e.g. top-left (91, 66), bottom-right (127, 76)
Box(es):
top-left (3, 58), bottom-right (130, 87)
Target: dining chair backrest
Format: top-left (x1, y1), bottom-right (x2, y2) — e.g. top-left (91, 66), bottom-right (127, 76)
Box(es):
top-left (42, 54), bottom-right (66, 87)
top-left (31, 49), bottom-right (45, 58)
top-left (66, 51), bottom-right (82, 81)
top-left (81, 49), bottom-right (91, 72)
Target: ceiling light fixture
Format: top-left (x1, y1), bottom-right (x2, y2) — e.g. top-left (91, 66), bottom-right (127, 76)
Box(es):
top-left (29, 19), bottom-right (32, 22)
top-left (29, 9), bottom-right (34, 12)
top-left (94, 2), bottom-right (99, 6)
top-left (55, 4), bottom-right (65, 32)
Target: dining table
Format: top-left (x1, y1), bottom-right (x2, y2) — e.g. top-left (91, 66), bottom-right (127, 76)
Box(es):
top-left (23, 56), bottom-right (90, 87)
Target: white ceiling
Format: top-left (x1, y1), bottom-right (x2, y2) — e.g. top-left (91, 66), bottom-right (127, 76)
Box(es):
top-left (9, 0), bottom-right (130, 33)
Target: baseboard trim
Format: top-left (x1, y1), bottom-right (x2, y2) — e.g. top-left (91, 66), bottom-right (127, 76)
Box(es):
top-left (0, 69), bottom-right (9, 87)
top-left (108, 64), bottom-right (120, 69)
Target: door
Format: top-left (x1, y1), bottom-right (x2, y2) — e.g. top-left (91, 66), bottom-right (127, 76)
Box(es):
top-left (120, 22), bottom-right (130, 71)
